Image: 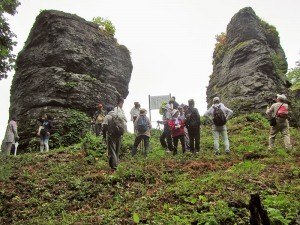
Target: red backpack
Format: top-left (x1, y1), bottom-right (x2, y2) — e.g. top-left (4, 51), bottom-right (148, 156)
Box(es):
top-left (276, 104), bottom-right (288, 118)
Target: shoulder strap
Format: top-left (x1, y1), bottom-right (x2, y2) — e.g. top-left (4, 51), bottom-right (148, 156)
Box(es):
top-left (275, 103), bottom-right (284, 117)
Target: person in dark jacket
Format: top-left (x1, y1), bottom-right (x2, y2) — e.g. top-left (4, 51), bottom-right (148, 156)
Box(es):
top-left (102, 105), bottom-right (122, 170)
top-left (185, 99), bottom-right (201, 153)
top-left (132, 109), bottom-right (152, 156)
top-left (37, 114), bottom-right (53, 152)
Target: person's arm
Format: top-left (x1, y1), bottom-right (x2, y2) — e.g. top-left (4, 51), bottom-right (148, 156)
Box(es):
top-left (223, 106), bottom-right (233, 120)
top-left (102, 116), bottom-right (109, 139)
top-left (266, 104), bottom-right (275, 116)
top-left (204, 106), bottom-right (213, 117)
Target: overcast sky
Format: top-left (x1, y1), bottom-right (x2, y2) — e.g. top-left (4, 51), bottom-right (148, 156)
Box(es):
top-left (1, 0), bottom-right (300, 138)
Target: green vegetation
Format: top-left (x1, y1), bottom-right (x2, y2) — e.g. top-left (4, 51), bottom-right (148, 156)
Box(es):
top-left (271, 52), bottom-right (288, 78)
top-left (0, 113), bottom-right (299, 224)
top-left (92, 17), bottom-right (116, 36)
top-left (286, 57), bottom-right (300, 91)
top-left (213, 32), bottom-right (228, 66)
top-left (0, 0), bottom-right (20, 80)
top-left (259, 18), bottom-right (280, 45)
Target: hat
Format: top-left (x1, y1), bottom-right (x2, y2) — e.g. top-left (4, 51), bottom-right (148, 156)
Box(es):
top-left (139, 108), bottom-right (147, 115)
top-left (106, 105), bottom-right (114, 112)
top-left (213, 97), bottom-right (220, 103)
top-left (276, 94), bottom-right (287, 101)
top-left (171, 109), bottom-right (179, 117)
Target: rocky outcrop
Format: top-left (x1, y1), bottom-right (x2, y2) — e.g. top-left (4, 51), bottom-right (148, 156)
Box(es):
top-left (207, 7), bottom-right (291, 113)
top-left (9, 10), bottom-right (132, 151)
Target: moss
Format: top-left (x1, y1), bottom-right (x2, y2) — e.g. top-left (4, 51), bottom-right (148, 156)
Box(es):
top-left (271, 52), bottom-right (287, 77)
top-left (259, 18), bottom-right (280, 45)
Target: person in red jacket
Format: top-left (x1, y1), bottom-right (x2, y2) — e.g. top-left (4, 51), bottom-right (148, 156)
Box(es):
top-left (168, 109), bottom-right (185, 155)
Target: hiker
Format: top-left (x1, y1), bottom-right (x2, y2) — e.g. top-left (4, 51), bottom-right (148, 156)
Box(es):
top-left (185, 99), bottom-right (201, 153)
top-left (169, 96), bottom-right (179, 109)
top-left (37, 114), bottom-right (53, 152)
top-left (168, 109), bottom-right (185, 155)
top-left (132, 108), bottom-right (152, 156)
top-left (180, 104), bottom-right (190, 151)
top-left (103, 105), bottom-right (122, 170)
top-left (204, 97), bottom-right (233, 155)
top-left (130, 102), bottom-right (140, 123)
top-left (1, 117), bottom-right (19, 156)
top-left (93, 103), bottom-right (105, 136)
top-left (266, 94), bottom-right (292, 150)
top-left (114, 98), bottom-right (128, 132)
top-left (159, 103), bottom-right (173, 152)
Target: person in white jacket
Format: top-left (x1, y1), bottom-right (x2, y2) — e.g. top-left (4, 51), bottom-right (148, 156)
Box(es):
top-left (204, 97), bottom-right (233, 155)
top-left (114, 98), bottom-right (128, 132)
top-left (1, 117), bottom-right (19, 156)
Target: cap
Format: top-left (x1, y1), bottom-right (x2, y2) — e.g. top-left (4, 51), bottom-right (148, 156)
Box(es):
top-left (213, 97), bottom-right (220, 103)
top-left (139, 108), bottom-right (147, 115)
top-left (276, 94), bottom-right (287, 101)
top-left (171, 109), bottom-right (179, 117)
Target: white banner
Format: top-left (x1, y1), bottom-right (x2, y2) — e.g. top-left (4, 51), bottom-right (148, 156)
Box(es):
top-left (149, 95), bottom-right (170, 110)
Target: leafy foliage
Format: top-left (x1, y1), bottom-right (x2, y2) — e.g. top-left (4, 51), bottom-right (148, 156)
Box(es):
top-left (0, 113), bottom-right (299, 224)
top-left (271, 52), bottom-right (288, 78)
top-left (0, 0), bottom-right (20, 80)
top-left (50, 109), bottom-right (90, 149)
top-left (286, 57), bottom-right (300, 91)
top-left (92, 16), bottom-right (116, 36)
top-left (213, 32), bottom-right (228, 65)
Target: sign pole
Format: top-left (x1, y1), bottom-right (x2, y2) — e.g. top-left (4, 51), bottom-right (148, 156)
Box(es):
top-left (148, 95), bottom-right (151, 122)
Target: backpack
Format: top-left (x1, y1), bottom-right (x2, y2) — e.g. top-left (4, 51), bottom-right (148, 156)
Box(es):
top-left (276, 104), bottom-right (288, 118)
top-left (109, 114), bottom-right (125, 137)
top-left (137, 116), bottom-right (148, 133)
top-left (186, 108), bottom-right (199, 128)
top-left (213, 105), bottom-right (227, 126)
top-left (96, 113), bottom-right (104, 124)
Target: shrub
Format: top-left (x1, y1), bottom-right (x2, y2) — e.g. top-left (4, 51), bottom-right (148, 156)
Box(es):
top-left (92, 17), bottom-right (116, 36)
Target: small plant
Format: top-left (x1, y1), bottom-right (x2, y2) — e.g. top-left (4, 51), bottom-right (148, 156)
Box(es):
top-left (92, 17), bottom-right (116, 36)
top-left (213, 32), bottom-right (228, 65)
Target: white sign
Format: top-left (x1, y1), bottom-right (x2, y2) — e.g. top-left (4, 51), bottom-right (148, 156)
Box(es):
top-left (149, 95), bottom-right (170, 110)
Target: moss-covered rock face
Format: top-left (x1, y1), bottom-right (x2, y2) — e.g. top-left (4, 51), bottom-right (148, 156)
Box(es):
top-left (9, 10), bottom-right (132, 151)
top-left (20, 108), bottom-right (90, 152)
top-left (207, 7), bottom-right (291, 115)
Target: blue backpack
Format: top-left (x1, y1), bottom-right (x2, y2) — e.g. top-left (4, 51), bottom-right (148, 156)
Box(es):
top-left (137, 116), bottom-right (148, 133)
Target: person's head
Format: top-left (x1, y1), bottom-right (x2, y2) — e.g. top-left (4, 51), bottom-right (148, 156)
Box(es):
top-left (139, 108), bottom-right (147, 115)
top-left (213, 97), bottom-right (220, 104)
top-left (134, 102), bottom-right (140, 108)
top-left (188, 99), bottom-right (195, 107)
top-left (171, 96), bottom-right (175, 101)
top-left (276, 94), bottom-right (287, 103)
top-left (106, 105), bottom-right (114, 112)
top-left (171, 109), bottom-right (179, 118)
top-left (183, 104), bottom-right (188, 112)
top-left (117, 98), bottom-right (124, 107)
top-left (98, 103), bottom-right (103, 109)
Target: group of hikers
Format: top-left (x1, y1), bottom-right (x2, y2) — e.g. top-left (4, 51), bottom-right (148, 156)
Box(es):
top-left (1, 94), bottom-right (292, 171)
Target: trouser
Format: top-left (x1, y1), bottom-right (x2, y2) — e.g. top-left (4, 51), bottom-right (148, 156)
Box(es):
top-left (188, 126), bottom-right (200, 153)
top-left (160, 126), bottom-right (173, 151)
top-left (1, 142), bottom-right (13, 156)
top-left (40, 135), bottom-right (50, 152)
top-left (173, 135), bottom-right (185, 155)
top-left (212, 126), bottom-right (229, 153)
top-left (95, 123), bottom-right (102, 136)
top-left (107, 135), bottom-right (121, 169)
top-left (269, 119), bottom-right (291, 149)
top-left (184, 127), bottom-right (190, 150)
top-left (132, 135), bottom-right (150, 156)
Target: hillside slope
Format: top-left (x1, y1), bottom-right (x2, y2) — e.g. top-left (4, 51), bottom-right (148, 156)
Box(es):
top-left (0, 114), bottom-right (299, 225)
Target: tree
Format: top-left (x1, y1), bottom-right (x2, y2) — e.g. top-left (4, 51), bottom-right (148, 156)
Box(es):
top-left (0, 0), bottom-right (20, 80)
top-left (286, 57), bottom-right (300, 91)
top-left (92, 17), bottom-right (116, 36)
